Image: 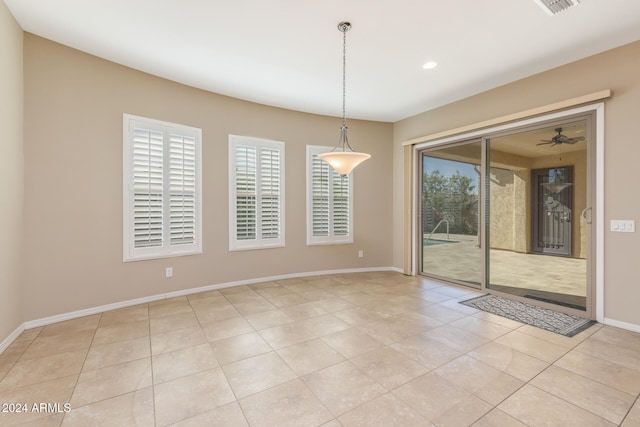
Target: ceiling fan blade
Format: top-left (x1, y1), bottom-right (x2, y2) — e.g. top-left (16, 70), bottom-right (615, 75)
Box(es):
top-left (536, 141), bottom-right (553, 145)
top-left (565, 136), bottom-right (586, 144)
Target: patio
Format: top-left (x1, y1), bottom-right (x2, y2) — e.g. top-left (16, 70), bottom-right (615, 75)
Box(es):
top-left (422, 233), bottom-right (587, 309)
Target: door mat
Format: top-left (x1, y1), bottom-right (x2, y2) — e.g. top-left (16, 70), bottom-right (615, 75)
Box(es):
top-left (460, 294), bottom-right (596, 337)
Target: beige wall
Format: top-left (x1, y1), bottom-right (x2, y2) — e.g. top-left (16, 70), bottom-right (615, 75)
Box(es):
top-left (0, 2), bottom-right (24, 342)
top-left (394, 41), bottom-right (640, 327)
top-left (22, 35), bottom-right (394, 320)
top-left (488, 167), bottom-right (523, 252)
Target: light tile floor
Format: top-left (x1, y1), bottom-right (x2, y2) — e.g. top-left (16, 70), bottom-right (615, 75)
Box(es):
top-left (1, 271), bottom-right (639, 426)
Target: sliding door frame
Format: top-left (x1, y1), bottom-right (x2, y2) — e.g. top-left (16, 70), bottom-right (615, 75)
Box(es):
top-left (412, 102), bottom-right (604, 322)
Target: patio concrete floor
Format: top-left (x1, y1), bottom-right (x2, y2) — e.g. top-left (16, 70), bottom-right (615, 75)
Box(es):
top-left (422, 233), bottom-right (587, 301)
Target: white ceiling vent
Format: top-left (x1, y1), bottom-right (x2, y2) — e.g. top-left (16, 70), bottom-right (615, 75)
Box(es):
top-left (533, 0), bottom-right (581, 15)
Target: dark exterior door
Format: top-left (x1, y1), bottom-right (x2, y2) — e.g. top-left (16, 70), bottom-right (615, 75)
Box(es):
top-left (532, 166), bottom-right (573, 256)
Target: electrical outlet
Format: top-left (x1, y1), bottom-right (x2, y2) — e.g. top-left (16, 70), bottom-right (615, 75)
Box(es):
top-left (358, 250), bottom-right (364, 258)
top-left (166, 267), bottom-right (173, 278)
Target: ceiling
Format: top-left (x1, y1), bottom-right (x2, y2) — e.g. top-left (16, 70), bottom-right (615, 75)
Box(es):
top-left (5, 0), bottom-right (640, 122)
top-left (491, 122), bottom-right (587, 159)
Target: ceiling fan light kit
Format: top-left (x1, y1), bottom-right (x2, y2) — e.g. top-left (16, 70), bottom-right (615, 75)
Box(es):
top-left (318, 21), bottom-right (371, 176)
top-left (537, 127), bottom-right (585, 147)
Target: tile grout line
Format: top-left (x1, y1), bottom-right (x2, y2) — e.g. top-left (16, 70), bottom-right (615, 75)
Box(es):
top-left (620, 394), bottom-right (640, 426)
top-left (60, 312), bottom-right (104, 426)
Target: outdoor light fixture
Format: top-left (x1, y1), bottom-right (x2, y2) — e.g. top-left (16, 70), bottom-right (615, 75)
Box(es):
top-left (318, 21), bottom-right (371, 176)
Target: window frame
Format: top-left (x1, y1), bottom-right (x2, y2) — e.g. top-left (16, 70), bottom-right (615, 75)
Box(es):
top-left (228, 134), bottom-right (285, 251)
top-left (123, 113), bottom-right (202, 262)
top-left (306, 145), bottom-right (354, 245)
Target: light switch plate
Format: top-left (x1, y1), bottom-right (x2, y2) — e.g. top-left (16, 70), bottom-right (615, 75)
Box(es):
top-left (611, 220), bottom-right (635, 232)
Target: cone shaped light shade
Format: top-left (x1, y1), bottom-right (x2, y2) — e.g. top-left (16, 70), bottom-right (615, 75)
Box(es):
top-left (318, 151), bottom-right (371, 176)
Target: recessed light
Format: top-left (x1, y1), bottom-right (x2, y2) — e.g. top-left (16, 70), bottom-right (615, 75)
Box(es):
top-left (422, 61), bottom-right (438, 70)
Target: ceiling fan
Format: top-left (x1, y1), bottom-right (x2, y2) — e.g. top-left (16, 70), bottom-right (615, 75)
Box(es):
top-left (537, 127), bottom-right (585, 146)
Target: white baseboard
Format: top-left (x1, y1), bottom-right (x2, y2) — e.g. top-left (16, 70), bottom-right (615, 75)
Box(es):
top-left (0, 323), bottom-right (25, 354)
top-left (163, 266), bottom-right (400, 299)
top-left (23, 294), bottom-right (165, 329)
top-left (603, 317), bottom-right (640, 334)
top-left (16, 266), bottom-right (398, 333)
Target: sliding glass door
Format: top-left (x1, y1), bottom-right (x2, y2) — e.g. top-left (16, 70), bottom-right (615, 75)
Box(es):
top-left (420, 141), bottom-right (482, 287)
top-left (486, 120), bottom-right (589, 311)
top-left (418, 115), bottom-right (594, 317)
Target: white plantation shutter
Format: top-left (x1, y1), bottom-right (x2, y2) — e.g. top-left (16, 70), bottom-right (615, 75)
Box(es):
top-left (235, 145), bottom-right (257, 241)
top-left (312, 155), bottom-right (330, 237)
top-left (229, 135), bottom-right (285, 250)
top-left (333, 174), bottom-right (350, 236)
top-left (169, 134), bottom-right (197, 245)
top-left (124, 114), bottom-right (202, 261)
top-left (133, 128), bottom-right (164, 248)
top-left (307, 146), bottom-right (353, 245)
top-left (260, 148), bottom-right (281, 240)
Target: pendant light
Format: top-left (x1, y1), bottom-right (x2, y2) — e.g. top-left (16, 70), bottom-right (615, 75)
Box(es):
top-left (318, 21), bottom-right (371, 176)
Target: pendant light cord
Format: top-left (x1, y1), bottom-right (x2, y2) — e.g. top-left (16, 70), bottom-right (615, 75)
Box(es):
top-left (342, 25), bottom-right (347, 130)
top-left (338, 22), bottom-right (353, 152)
